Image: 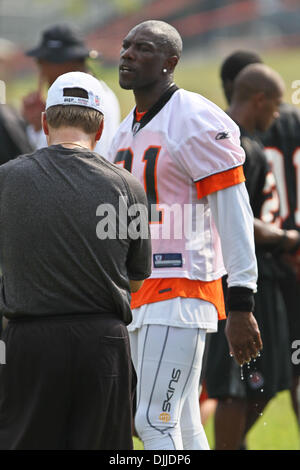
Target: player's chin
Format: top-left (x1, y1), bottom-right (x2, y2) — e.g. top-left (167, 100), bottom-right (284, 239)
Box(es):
top-left (119, 79), bottom-right (134, 90)
top-left (119, 82), bottom-right (134, 90)
top-left (119, 74), bottom-right (135, 90)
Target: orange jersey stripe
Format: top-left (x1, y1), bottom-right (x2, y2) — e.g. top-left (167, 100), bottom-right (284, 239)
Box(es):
top-left (195, 165), bottom-right (245, 199)
top-left (131, 277), bottom-right (226, 320)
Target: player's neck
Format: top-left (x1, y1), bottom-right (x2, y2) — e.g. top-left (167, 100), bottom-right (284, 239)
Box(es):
top-left (227, 103), bottom-right (256, 134)
top-left (133, 80), bottom-right (175, 112)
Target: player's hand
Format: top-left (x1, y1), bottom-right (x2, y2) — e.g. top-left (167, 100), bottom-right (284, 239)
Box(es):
top-left (225, 311), bottom-right (263, 366)
top-left (22, 92), bottom-right (45, 131)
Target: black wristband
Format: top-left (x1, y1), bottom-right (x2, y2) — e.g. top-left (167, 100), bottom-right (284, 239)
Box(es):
top-left (226, 286), bottom-right (255, 312)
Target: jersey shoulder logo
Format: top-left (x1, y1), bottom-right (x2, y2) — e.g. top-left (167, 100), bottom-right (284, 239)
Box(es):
top-left (215, 131), bottom-right (230, 140)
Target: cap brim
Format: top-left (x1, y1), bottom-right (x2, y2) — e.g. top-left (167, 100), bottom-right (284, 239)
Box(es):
top-left (26, 45), bottom-right (90, 63)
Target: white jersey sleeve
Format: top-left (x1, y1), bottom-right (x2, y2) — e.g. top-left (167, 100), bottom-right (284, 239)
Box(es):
top-left (207, 183), bottom-right (257, 291)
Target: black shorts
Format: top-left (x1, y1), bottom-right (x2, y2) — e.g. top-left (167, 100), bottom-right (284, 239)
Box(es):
top-left (205, 272), bottom-right (292, 401)
top-left (0, 313), bottom-right (136, 450)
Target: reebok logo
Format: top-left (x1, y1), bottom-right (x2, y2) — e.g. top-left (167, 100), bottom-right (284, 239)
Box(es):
top-left (215, 131), bottom-right (230, 140)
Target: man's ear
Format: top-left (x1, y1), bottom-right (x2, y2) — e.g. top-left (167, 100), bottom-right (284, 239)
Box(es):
top-left (95, 118), bottom-right (104, 142)
top-left (164, 55), bottom-right (179, 75)
top-left (252, 91), bottom-right (266, 110)
top-left (41, 112), bottom-right (49, 136)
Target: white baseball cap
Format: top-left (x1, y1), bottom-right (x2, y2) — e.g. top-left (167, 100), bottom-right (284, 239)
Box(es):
top-left (46, 71), bottom-right (105, 114)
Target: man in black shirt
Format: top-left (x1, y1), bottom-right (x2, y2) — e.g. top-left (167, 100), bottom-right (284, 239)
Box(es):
top-left (0, 104), bottom-right (34, 335)
top-left (0, 71), bottom-right (152, 449)
top-left (205, 63), bottom-right (300, 449)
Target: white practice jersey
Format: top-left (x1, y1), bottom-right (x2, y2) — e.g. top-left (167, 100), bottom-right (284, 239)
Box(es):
top-left (108, 87), bottom-right (256, 288)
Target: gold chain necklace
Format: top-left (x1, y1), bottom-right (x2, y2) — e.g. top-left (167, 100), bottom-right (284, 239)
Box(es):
top-left (56, 142), bottom-right (90, 150)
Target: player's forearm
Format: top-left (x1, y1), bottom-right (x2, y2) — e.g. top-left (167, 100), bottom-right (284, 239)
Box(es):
top-left (254, 218), bottom-right (300, 252)
top-left (254, 218), bottom-right (284, 244)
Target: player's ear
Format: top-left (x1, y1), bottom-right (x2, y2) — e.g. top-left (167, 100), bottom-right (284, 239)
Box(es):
top-left (163, 55), bottom-right (179, 75)
top-left (253, 91), bottom-right (266, 109)
top-left (41, 112), bottom-right (49, 136)
top-left (95, 118), bottom-right (104, 142)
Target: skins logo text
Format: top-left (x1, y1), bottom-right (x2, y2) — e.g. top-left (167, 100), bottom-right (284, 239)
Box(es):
top-left (162, 368), bottom-right (181, 414)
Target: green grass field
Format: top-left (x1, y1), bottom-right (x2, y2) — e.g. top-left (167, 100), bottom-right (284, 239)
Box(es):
top-left (6, 44), bottom-right (300, 451)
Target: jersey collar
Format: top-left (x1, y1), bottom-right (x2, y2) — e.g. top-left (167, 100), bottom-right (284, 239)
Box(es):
top-left (131, 84), bottom-right (179, 136)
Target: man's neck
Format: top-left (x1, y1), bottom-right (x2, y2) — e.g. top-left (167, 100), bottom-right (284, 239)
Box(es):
top-left (133, 80), bottom-right (175, 112)
top-left (227, 102), bottom-right (256, 134)
top-left (48, 128), bottom-right (95, 150)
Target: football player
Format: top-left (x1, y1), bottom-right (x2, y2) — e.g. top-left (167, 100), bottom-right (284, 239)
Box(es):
top-left (108, 20), bottom-right (262, 450)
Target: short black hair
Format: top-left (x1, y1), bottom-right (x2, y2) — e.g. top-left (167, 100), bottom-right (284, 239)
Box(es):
top-left (220, 50), bottom-right (263, 83)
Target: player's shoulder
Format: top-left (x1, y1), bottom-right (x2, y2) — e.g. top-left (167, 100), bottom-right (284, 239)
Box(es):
top-left (175, 89), bottom-right (235, 122)
top-left (0, 149), bottom-right (37, 172)
top-left (0, 148), bottom-right (40, 189)
top-left (170, 88), bottom-right (239, 137)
